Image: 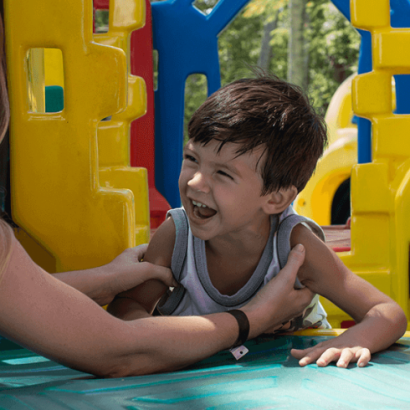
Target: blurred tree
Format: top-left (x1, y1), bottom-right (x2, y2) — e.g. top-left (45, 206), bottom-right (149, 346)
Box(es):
top-left (244, 0), bottom-right (359, 113)
top-left (288, 0), bottom-right (307, 89)
top-left (156, 0), bottom-right (359, 139)
top-left (258, 17), bottom-right (277, 70)
top-left (305, 1), bottom-right (359, 112)
top-left (94, 9), bottom-right (109, 33)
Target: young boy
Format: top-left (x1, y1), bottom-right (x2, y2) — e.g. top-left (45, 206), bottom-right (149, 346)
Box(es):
top-left (109, 75), bottom-right (407, 368)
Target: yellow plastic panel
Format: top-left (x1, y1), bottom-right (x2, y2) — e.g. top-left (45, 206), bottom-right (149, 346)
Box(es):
top-left (349, 214), bottom-right (390, 267)
top-left (373, 116), bottom-right (410, 158)
top-left (4, 0), bottom-right (140, 271)
top-left (374, 31), bottom-right (410, 72)
top-left (395, 168), bottom-right (410, 315)
top-left (295, 131), bottom-right (357, 224)
top-left (352, 72), bottom-right (392, 116)
top-left (350, 0), bottom-right (390, 29)
top-left (99, 167), bottom-right (150, 243)
top-left (321, 0), bottom-right (410, 328)
top-left (350, 163), bottom-right (390, 213)
top-left (324, 74), bottom-right (356, 147)
top-left (95, 34), bottom-right (127, 53)
top-left (112, 0), bottom-right (145, 30)
top-left (98, 123), bottom-right (130, 167)
top-left (44, 48), bottom-right (64, 87)
top-left (95, 0), bottom-right (150, 246)
top-left (26, 48), bottom-right (45, 113)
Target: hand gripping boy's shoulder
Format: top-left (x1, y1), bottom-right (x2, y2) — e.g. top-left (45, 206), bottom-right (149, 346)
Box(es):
top-left (144, 216), bottom-right (176, 269)
top-left (289, 222), bottom-right (348, 294)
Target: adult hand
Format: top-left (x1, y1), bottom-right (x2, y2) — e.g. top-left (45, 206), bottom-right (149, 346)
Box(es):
top-left (56, 245), bottom-right (176, 306)
top-left (105, 245), bottom-right (177, 301)
top-left (241, 244), bottom-right (314, 338)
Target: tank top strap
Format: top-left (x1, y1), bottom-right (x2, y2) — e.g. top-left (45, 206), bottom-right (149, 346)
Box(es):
top-left (157, 208), bottom-right (189, 315)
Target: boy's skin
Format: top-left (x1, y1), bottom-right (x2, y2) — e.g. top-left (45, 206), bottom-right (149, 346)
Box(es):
top-left (109, 139), bottom-right (407, 368)
top-left (109, 76), bottom-right (407, 368)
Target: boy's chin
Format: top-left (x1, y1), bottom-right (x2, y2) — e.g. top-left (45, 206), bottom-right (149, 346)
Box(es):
top-left (189, 225), bottom-right (214, 242)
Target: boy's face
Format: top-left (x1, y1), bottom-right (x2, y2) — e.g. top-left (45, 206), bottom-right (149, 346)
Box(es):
top-left (179, 139), bottom-right (271, 241)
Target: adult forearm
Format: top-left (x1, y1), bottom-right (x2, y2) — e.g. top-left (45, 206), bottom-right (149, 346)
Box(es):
top-left (111, 314), bottom-right (239, 376)
top-left (54, 266), bottom-right (112, 305)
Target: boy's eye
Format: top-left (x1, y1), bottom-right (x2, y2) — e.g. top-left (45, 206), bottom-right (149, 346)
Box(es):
top-left (217, 170), bottom-right (233, 180)
top-left (184, 154), bottom-right (197, 163)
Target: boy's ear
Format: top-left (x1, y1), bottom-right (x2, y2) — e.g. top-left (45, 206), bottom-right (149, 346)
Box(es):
top-left (262, 186), bottom-right (298, 215)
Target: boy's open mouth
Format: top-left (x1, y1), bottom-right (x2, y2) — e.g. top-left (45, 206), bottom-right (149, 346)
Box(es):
top-left (192, 200), bottom-right (217, 219)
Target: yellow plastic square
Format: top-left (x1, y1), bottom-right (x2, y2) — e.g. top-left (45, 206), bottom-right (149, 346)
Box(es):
top-left (374, 31), bottom-right (410, 71)
top-left (373, 116), bottom-right (410, 158)
top-left (351, 163), bottom-right (390, 213)
top-left (351, 0), bottom-right (390, 29)
top-left (352, 72), bottom-right (392, 116)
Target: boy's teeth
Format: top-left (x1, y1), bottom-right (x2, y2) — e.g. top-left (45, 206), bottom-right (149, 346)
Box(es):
top-left (193, 200), bottom-right (207, 208)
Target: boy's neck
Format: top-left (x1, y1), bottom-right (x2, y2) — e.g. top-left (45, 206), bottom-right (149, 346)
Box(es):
top-left (206, 215), bottom-right (271, 255)
top-left (205, 214), bottom-right (273, 296)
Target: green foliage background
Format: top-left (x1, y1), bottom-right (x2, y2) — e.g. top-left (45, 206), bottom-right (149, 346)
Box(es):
top-left (184, 0), bottom-right (360, 140)
top-left (94, 1), bottom-right (360, 141)
top-left (95, 0), bottom-right (360, 138)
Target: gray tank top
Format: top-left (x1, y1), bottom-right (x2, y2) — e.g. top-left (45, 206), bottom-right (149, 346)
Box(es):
top-left (157, 207), bottom-right (330, 331)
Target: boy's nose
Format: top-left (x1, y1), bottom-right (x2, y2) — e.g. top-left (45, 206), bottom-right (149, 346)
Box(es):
top-left (187, 172), bottom-right (210, 193)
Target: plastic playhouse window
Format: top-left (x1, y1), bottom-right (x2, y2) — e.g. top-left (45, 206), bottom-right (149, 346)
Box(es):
top-left (184, 74), bottom-right (208, 143)
top-left (94, 9), bottom-right (109, 33)
top-left (393, 75), bottom-right (410, 115)
top-left (153, 49), bottom-right (159, 91)
top-left (193, 0), bottom-right (221, 15)
top-left (25, 48), bottom-right (64, 114)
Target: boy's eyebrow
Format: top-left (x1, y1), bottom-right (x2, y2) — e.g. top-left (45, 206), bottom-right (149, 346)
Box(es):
top-left (184, 143), bottom-right (242, 176)
top-left (213, 161), bottom-right (241, 177)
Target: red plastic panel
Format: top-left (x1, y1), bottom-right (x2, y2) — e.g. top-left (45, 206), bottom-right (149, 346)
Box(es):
top-left (93, 0), bottom-right (170, 228)
top-left (93, 0), bottom-right (109, 9)
top-left (130, 0), bottom-right (170, 228)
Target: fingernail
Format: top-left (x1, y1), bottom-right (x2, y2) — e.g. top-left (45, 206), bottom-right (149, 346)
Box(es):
top-left (294, 244), bottom-right (304, 253)
top-left (358, 362), bottom-right (365, 367)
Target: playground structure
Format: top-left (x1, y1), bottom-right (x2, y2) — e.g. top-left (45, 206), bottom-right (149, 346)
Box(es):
top-left (2, 0), bottom-right (410, 329)
top-left (294, 0), bottom-right (410, 226)
top-left (1, 0), bottom-right (410, 407)
top-left (294, 0), bottom-right (410, 328)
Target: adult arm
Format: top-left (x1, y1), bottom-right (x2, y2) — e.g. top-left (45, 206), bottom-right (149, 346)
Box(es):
top-left (54, 244), bottom-right (176, 306)
top-left (289, 225), bottom-right (407, 367)
top-left (107, 217), bottom-right (176, 319)
top-left (0, 233), bottom-right (310, 377)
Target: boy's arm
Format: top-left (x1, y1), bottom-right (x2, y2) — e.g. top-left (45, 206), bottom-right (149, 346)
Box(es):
top-left (290, 224), bottom-right (407, 368)
top-left (107, 217), bottom-right (176, 320)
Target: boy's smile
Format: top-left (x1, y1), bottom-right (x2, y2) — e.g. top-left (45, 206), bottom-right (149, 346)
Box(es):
top-left (179, 140), bottom-right (271, 242)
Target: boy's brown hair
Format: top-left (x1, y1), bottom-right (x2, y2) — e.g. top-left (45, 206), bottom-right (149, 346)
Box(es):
top-left (188, 74), bottom-right (327, 194)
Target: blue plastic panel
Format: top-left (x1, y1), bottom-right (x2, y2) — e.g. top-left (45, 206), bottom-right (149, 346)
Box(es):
top-left (152, 0), bottom-right (251, 207)
top-left (332, 0), bottom-right (410, 162)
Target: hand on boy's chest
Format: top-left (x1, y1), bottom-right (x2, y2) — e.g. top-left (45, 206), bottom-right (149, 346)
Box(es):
top-left (206, 252), bottom-right (260, 296)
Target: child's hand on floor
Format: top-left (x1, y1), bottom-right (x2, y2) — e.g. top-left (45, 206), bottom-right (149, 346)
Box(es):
top-left (291, 340), bottom-right (371, 368)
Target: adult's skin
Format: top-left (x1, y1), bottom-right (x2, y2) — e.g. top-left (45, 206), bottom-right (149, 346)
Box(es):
top-left (0, 10), bottom-right (314, 376)
top-left (0, 224), bottom-right (311, 377)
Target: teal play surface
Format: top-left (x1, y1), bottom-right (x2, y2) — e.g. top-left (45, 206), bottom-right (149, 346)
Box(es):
top-left (0, 334), bottom-right (409, 409)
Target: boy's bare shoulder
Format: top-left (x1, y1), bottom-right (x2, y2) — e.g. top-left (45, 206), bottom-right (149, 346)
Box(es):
top-left (289, 223), bottom-right (336, 288)
top-left (144, 216), bottom-right (176, 268)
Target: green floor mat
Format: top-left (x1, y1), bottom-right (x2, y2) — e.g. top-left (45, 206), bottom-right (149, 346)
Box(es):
top-left (0, 335), bottom-right (409, 409)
